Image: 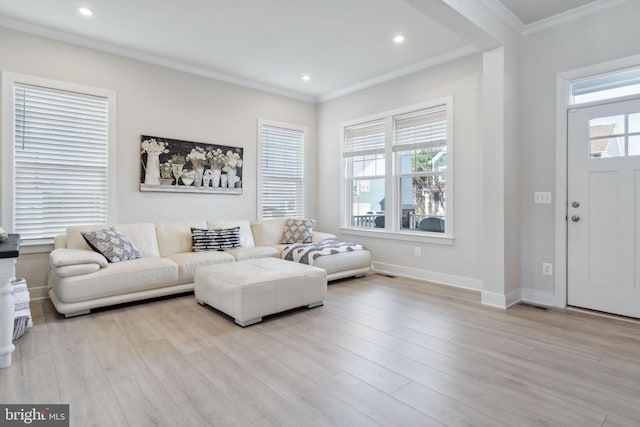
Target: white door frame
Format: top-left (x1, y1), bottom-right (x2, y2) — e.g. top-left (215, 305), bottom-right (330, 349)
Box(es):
top-left (554, 53), bottom-right (640, 308)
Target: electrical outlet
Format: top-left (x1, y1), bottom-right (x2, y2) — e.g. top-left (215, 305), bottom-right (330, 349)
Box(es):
top-left (414, 247), bottom-right (421, 257)
top-left (542, 263), bottom-right (553, 276)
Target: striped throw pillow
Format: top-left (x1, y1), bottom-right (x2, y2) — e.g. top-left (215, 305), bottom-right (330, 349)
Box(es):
top-left (191, 227), bottom-right (241, 252)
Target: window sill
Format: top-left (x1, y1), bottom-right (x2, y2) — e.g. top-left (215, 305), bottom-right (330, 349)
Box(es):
top-left (339, 227), bottom-right (454, 245)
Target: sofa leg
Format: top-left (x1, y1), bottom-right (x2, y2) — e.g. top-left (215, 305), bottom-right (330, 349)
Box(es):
top-left (308, 301), bottom-right (324, 309)
top-left (64, 309), bottom-right (90, 318)
top-left (235, 317), bottom-right (262, 327)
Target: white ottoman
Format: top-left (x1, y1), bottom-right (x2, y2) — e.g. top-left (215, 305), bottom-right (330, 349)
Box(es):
top-left (194, 257), bottom-right (327, 327)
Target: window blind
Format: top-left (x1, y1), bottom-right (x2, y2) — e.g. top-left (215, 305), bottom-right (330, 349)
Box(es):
top-left (343, 120), bottom-right (386, 157)
top-left (14, 84), bottom-right (109, 241)
top-left (393, 105), bottom-right (447, 152)
top-left (260, 124), bottom-right (305, 218)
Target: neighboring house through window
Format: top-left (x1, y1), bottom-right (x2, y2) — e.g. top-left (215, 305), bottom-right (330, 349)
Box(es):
top-left (341, 97), bottom-right (452, 242)
top-left (1, 73), bottom-right (116, 246)
top-left (258, 119), bottom-right (307, 219)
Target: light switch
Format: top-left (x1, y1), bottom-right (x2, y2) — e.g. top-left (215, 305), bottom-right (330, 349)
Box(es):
top-left (534, 192), bottom-right (552, 204)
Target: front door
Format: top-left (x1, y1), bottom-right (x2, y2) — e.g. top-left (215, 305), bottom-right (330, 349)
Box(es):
top-left (567, 98), bottom-right (640, 317)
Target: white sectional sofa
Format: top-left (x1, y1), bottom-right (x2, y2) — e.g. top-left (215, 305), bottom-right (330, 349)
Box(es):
top-left (48, 219), bottom-right (371, 317)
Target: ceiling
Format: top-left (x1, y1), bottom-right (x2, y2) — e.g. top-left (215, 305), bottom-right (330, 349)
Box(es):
top-left (499, 0), bottom-right (596, 25)
top-left (0, 0), bottom-right (602, 101)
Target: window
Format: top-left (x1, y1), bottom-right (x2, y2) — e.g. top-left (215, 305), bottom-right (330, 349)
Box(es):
top-left (1, 73), bottom-right (115, 245)
top-left (588, 113), bottom-right (640, 158)
top-left (258, 120), bottom-right (307, 219)
top-left (344, 120), bottom-right (386, 228)
top-left (341, 98), bottom-right (452, 240)
top-left (570, 66), bottom-right (640, 105)
top-left (394, 106), bottom-right (447, 232)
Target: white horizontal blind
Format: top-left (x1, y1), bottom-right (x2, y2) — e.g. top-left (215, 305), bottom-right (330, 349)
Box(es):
top-left (14, 84), bottom-right (109, 241)
top-left (343, 120), bottom-right (386, 157)
top-left (393, 105), bottom-right (447, 151)
top-left (260, 124), bottom-right (305, 218)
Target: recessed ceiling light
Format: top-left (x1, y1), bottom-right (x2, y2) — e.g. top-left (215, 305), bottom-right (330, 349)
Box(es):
top-left (393, 34), bottom-right (405, 44)
top-left (302, 74), bottom-right (311, 82)
top-left (78, 7), bottom-right (94, 17)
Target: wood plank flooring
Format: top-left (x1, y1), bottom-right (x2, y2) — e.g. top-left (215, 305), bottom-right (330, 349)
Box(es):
top-left (2, 274), bottom-right (640, 426)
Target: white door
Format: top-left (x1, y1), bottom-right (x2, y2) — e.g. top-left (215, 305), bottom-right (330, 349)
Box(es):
top-left (568, 98), bottom-right (640, 318)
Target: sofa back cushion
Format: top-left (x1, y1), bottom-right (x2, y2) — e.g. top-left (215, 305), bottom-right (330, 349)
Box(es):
top-left (155, 220), bottom-right (207, 257)
top-left (251, 218), bottom-right (287, 246)
top-left (66, 223), bottom-right (160, 257)
top-left (207, 220), bottom-right (255, 248)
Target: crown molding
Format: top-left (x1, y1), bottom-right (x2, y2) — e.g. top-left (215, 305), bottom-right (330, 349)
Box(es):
top-left (318, 44), bottom-right (478, 103)
top-left (479, 0), bottom-right (525, 34)
top-left (0, 15), bottom-right (317, 103)
top-left (0, 16), bottom-right (480, 105)
top-left (522, 0), bottom-right (628, 36)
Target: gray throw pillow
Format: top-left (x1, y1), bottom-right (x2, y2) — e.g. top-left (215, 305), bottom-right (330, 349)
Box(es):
top-left (81, 227), bottom-right (141, 263)
top-left (281, 219), bottom-right (315, 244)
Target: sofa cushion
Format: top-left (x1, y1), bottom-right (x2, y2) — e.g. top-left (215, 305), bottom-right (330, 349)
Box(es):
top-left (225, 246), bottom-right (279, 261)
top-left (155, 220), bottom-right (207, 257)
top-left (82, 228), bottom-right (141, 263)
top-left (51, 257), bottom-right (178, 303)
top-left (191, 227), bottom-right (241, 251)
top-left (207, 219), bottom-right (255, 248)
top-left (312, 249), bottom-right (372, 275)
top-left (251, 219), bottom-right (286, 246)
top-left (67, 223), bottom-right (160, 257)
top-left (281, 219), bottom-right (315, 243)
top-left (164, 251), bottom-right (234, 284)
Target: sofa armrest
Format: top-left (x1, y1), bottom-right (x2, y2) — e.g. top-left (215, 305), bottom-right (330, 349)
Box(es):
top-left (312, 231), bottom-right (336, 243)
top-left (50, 248), bottom-right (108, 268)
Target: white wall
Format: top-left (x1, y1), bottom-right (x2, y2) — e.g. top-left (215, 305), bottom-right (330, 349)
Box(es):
top-left (317, 53), bottom-right (484, 288)
top-left (520, 1), bottom-right (640, 303)
top-left (0, 27), bottom-right (317, 295)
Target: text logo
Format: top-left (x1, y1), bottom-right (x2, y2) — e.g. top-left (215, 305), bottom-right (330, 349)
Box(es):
top-left (1, 405), bottom-right (69, 426)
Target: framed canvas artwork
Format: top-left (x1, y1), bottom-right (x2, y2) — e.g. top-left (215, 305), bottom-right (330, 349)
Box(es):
top-left (140, 135), bottom-right (243, 194)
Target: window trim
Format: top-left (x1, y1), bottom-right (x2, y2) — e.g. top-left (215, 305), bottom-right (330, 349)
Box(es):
top-left (256, 118), bottom-right (309, 221)
top-left (1, 72), bottom-right (117, 248)
top-left (340, 97), bottom-right (453, 245)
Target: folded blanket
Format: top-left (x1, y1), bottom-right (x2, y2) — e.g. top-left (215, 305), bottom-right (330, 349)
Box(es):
top-left (12, 278), bottom-right (32, 341)
top-left (282, 239), bottom-right (369, 266)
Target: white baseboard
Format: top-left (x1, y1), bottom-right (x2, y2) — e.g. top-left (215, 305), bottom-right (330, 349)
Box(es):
top-left (481, 288), bottom-right (522, 309)
top-left (28, 285), bottom-right (49, 300)
top-left (521, 288), bottom-right (556, 307)
top-left (372, 262), bottom-right (483, 292)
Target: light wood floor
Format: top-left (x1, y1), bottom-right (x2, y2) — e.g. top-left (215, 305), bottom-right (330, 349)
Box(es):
top-left (2, 274), bottom-right (640, 426)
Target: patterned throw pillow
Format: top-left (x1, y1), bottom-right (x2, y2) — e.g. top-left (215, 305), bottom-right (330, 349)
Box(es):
top-left (81, 228), bottom-right (141, 263)
top-left (191, 227), bottom-right (241, 251)
top-left (281, 219), bottom-right (315, 244)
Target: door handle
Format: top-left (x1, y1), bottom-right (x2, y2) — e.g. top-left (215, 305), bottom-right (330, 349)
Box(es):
top-left (571, 215), bottom-right (580, 222)
top-left (571, 201), bottom-right (580, 208)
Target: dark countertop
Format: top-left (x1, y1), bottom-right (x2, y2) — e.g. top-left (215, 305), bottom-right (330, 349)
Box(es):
top-left (0, 234), bottom-right (20, 259)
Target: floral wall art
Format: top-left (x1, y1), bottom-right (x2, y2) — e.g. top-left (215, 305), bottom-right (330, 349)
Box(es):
top-left (140, 135), bottom-right (244, 194)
